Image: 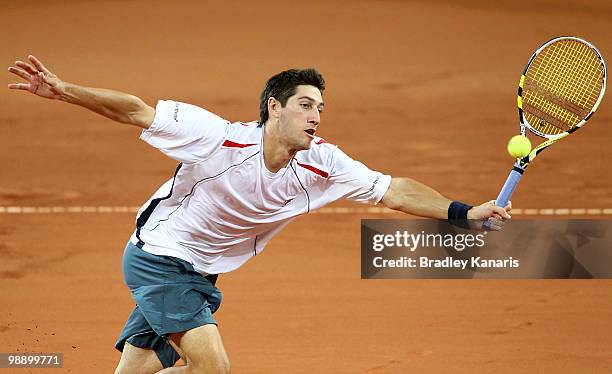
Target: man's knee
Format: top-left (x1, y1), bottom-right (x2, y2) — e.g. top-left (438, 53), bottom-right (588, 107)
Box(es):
top-left (114, 365), bottom-right (132, 374)
top-left (114, 342), bottom-right (163, 374)
top-left (169, 324), bottom-right (230, 374)
top-left (191, 356), bottom-right (230, 374)
top-left (172, 343), bottom-right (230, 374)
top-left (114, 360), bottom-right (162, 374)
top-left (213, 355), bottom-right (231, 374)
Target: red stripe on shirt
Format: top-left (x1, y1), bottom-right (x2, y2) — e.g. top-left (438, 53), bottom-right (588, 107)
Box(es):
top-left (222, 140), bottom-right (257, 148)
top-left (296, 162), bottom-right (329, 178)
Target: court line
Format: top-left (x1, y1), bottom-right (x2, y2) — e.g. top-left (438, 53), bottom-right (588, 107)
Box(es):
top-left (0, 206), bottom-right (611, 215)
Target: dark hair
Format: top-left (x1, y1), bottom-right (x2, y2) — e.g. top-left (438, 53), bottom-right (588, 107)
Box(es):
top-left (259, 68), bottom-right (325, 125)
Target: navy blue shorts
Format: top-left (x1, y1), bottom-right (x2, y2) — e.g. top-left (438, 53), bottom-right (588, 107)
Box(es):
top-left (115, 241), bottom-right (222, 368)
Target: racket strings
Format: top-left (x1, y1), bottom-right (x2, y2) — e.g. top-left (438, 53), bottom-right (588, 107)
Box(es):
top-left (523, 39), bottom-right (604, 136)
top-left (535, 41), bottom-right (601, 108)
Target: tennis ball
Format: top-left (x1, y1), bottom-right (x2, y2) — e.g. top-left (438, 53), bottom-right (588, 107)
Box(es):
top-left (507, 135), bottom-right (532, 158)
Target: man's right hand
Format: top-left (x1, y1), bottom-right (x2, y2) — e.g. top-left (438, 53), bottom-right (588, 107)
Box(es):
top-left (8, 55), bottom-right (64, 100)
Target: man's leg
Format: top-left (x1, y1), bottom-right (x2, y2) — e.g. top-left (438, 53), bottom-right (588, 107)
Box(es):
top-left (115, 342), bottom-right (163, 374)
top-left (120, 241), bottom-right (226, 372)
top-left (157, 324), bottom-right (230, 374)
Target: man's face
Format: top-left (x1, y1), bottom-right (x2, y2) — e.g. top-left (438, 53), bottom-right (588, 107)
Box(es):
top-left (276, 85), bottom-right (324, 151)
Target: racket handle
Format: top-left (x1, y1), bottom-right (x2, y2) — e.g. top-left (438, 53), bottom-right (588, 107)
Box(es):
top-left (494, 164), bottom-right (525, 207)
top-left (482, 164), bottom-right (524, 230)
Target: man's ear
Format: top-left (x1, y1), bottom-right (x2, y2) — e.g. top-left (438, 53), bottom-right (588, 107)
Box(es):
top-left (267, 97), bottom-right (281, 119)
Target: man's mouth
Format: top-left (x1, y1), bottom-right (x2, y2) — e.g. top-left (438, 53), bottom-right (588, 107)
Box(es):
top-left (304, 128), bottom-right (316, 137)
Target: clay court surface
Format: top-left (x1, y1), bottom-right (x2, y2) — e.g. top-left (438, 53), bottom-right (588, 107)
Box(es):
top-left (1, 1), bottom-right (612, 373)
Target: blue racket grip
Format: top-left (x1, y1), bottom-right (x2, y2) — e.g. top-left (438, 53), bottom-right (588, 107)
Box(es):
top-left (494, 164), bottom-right (525, 207)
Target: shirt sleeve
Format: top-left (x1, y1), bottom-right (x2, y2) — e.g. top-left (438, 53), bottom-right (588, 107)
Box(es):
top-left (140, 100), bottom-right (228, 163)
top-left (326, 147), bottom-right (392, 204)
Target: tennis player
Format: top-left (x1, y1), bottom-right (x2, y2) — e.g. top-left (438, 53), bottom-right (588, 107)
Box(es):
top-left (8, 55), bottom-right (511, 374)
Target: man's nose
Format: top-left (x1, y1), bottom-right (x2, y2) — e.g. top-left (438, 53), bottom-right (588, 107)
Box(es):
top-left (309, 109), bottom-right (320, 125)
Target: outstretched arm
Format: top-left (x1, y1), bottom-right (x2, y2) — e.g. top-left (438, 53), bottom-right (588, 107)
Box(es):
top-left (8, 55), bottom-right (154, 128)
top-left (380, 177), bottom-right (511, 225)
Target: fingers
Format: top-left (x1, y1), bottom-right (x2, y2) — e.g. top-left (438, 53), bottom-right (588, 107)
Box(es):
top-left (485, 218), bottom-right (504, 231)
top-left (490, 212), bottom-right (503, 220)
top-left (8, 66), bottom-right (31, 81)
top-left (491, 205), bottom-right (511, 219)
top-left (7, 83), bottom-right (30, 90)
top-left (28, 55), bottom-right (50, 74)
top-left (484, 200), bottom-right (511, 210)
top-left (15, 60), bottom-right (38, 75)
top-left (482, 200), bottom-right (512, 214)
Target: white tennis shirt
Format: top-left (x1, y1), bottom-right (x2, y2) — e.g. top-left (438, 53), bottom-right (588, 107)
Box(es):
top-left (130, 100), bottom-right (392, 275)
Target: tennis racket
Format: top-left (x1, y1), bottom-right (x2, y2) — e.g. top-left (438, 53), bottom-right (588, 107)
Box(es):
top-left (493, 36), bottom-right (607, 209)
